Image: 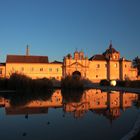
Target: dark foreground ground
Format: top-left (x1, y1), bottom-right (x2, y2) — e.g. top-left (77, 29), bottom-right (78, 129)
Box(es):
top-left (131, 132), bottom-right (140, 140)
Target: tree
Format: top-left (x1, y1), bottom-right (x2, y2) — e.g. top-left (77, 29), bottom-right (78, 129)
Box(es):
top-left (133, 56), bottom-right (140, 75)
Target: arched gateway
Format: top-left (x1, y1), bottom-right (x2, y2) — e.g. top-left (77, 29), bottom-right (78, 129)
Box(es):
top-left (72, 71), bottom-right (81, 77)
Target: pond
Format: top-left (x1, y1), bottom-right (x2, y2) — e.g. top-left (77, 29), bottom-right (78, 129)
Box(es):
top-left (0, 89), bottom-right (140, 140)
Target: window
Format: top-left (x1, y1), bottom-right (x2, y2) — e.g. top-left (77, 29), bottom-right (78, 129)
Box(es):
top-left (56, 68), bottom-right (59, 72)
top-left (96, 64), bottom-right (100, 68)
top-left (96, 75), bottom-right (98, 78)
top-left (49, 68), bottom-right (52, 72)
top-left (113, 55), bottom-right (116, 59)
top-left (21, 67), bottom-right (24, 71)
top-left (0, 68), bottom-right (2, 74)
top-left (96, 101), bottom-right (100, 105)
top-left (31, 67), bottom-right (34, 71)
top-left (84, 73), bottom-right (86, 77)
top-left (114, 63), bottom-right (117, 68)
top-left (105, 64), bottom-right (107, 67)
top-left (125, 64), bottom-right (127, 68)
top-left (40, 68), bottom-right (43, 71)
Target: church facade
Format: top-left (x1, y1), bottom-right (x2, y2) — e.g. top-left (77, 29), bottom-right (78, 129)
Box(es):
top-left (63, 43), bottom-right (137, 81)
top-left (0, 43), bottom-right (138, 82)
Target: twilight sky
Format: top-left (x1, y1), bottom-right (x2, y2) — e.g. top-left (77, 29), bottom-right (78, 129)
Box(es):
top-left (0, 0), bottom-right (140, 62)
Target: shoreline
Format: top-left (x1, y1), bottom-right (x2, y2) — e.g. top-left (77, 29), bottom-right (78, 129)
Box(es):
top-left (1, 85), bottom-right (140, 94)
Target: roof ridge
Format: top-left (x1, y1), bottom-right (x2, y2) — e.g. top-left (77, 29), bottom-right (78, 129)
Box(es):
top-left (6, 55), bottom-right (49, 63)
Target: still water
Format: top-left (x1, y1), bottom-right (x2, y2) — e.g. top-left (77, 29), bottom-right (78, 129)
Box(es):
top-left (0, 89), bottom-right (140, 140)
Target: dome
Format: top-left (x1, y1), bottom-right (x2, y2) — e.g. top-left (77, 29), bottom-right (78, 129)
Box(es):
top-left (103, 42), bottom-right (119, 55)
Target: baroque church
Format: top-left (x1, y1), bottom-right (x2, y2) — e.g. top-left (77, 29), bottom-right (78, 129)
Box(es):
top-left (0, 43), bottom-right (138, 82)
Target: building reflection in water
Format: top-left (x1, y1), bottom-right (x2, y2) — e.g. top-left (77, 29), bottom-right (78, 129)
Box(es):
top-left (0, 89), bottom-right (138, 121)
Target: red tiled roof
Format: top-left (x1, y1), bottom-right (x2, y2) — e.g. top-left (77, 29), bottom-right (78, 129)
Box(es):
top-left (89, 54), bottom-right (106, 61)
top-left (6, 55), bottom-right (49, 63)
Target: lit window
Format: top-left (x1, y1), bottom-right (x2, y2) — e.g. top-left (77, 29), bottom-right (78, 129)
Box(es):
top-left (96, 64), bottom-right (100, 68)
top-left (40, 68), bottom-right (43, 71)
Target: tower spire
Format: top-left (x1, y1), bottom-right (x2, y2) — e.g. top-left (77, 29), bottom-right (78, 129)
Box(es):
top-left (109, 40), bottom-right (112, 49)
top-left (26, 44), bottom-right (30, 56)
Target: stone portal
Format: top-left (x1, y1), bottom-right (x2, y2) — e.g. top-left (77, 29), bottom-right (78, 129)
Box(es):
top-left (72, 71), bottom-right (81, 77)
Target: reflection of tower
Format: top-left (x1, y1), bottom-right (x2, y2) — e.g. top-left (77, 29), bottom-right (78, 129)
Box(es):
top-left (107, 91), bottom-right (120, 109)
top-left (74, 110), bottom-right (86, 119)
top-left (105, 108), bottom-right (121, 124)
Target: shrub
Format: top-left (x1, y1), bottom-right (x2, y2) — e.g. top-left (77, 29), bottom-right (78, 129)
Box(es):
top-left (32, 78), bottom-right (53, 92)
top-left (7, 73), bottom-right (53, 92)
top-left (117, 80), bottom-right (140, 88)
top-left (61, 76), bottom-right (84, 89)
top-left (0, 78), bottom-right (8, 89)
top-left (100, 79), bottom-right (110, 86)
top-left (8, 73), bottom-right (32, 92)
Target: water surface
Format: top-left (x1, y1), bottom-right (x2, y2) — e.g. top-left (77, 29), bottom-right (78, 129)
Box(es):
top-left (0, 89), bottom-right (140, 140)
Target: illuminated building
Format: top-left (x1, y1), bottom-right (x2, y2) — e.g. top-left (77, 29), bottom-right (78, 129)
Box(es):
top-left (0, 43), bottom-right (138, 82)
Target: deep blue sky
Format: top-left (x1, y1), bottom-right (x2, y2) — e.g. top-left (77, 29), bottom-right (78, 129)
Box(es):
top-left (0, 0), bottom-right (140, 62)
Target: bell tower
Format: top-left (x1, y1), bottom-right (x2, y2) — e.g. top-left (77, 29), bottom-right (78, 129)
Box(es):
top-left (26, 45), bottom-right (30, 56)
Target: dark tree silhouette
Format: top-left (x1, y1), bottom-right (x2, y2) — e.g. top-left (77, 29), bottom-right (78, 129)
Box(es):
top-left (133, 56), bottom-right (140, 75)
